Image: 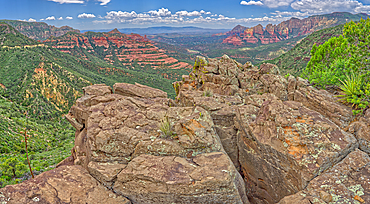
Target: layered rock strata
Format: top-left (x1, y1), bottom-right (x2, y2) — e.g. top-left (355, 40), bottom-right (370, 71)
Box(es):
top-left (2, 55), bottom-right (370, 204)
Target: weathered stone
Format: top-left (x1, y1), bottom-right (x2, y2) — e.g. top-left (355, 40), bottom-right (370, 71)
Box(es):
top-left (236, 98), bottom-right (357, 203)
top-left (83, 84), bottom-right (112, 96)
top-left (278, 192), bottom-right (326, 204)
top-left (65, 112), bottom-right (83, 131)
top-left (259, 63), bottom-right (280, 75)
top-left (282, 149), bottom-right (370, 204)
top-left (88, 161), bottom-right (126, 188)
top-left (294, 86), bottom-right (353, 128)
top-left (113, 153), bottom-right (248, 204)
top-left (114, 82), bottom-right (167, 98)
top-left (0, 165), bottom-right (131, 204)
top-left (219, 54), bottom-right (240, 77)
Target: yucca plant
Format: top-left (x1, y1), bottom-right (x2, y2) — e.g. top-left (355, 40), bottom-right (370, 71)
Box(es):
top-left (202, 87), bottom-right (213, 97)
top-left (159, 116), bottom-right (172, 137)
top-left (337, 73), bottom-right (369, 115)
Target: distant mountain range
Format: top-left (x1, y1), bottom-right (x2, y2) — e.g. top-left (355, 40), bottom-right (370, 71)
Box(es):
top-left (0, 20), bottom-right (79, 41)
top-left (81, 26), bottom-right (229, 35)
top-left (219, 12), bottom-right (369, 46)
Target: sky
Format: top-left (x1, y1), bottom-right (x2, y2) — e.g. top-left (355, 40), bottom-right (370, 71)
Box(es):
top-left (1, 0), bottom-right (370, 30)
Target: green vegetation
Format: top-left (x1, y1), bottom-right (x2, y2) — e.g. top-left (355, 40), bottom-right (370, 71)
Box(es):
top-left (264, 24), bottom-right (344, 76)
top-left (302, 18), bottom-right (370, 115)
top-left (0, 22), bottom-right (182, 187)
top-left (159, 116), bottom-right (173, 138)
top-left (0, 95), bottom-right (75, 187)
top-left (202, 88), bottom-right (213, 97)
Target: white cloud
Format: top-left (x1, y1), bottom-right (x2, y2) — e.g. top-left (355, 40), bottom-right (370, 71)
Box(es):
top-left (176, 10), bottom-right (202, 16)
top-left (355, 5), bottom-right (370, 13)
top-left (291, 0), bottom-right (363, 14)
top-left (200, 10), bottom-right (212, 15)
top-left (271, 11), bottom-right (309, 18)
top-left (66, 16), bottom-right (73, 20)
top-left (92, 8), bottom-right (294, 27)
top-left (48, 0), bottom-right (84, 4)
top-left (97, 0), bottom-right (110, 5)
top-left (262, 0), bottom-right (294, 8)
top-left (240, 1), bottom-right (264, 6)
top-left (148, 8), bottom-right (172, 17)
top-left (78, 13), bottom-right (96, 19)
top-left (58, 17), bottom-right (63, 20)
top-left (45, 16), bottom-right (56, 20)
top-left (28, 18), bottom-right (36, 22)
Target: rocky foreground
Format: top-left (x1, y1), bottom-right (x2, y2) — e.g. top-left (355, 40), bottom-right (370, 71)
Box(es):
top-left (1, 55), bottom-right (370, 204)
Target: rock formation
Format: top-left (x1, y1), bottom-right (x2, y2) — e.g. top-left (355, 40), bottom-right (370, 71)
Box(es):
top-left (43, 29), bottom-right (191, 70)
top-left (221, 12), bottom-right (369, 46)
top-left (1, 20), bottom-right (79, 41)
top-left (2, 55), bottom-right (370, 203)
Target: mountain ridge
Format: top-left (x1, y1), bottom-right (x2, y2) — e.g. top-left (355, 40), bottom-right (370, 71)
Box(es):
top-left (0, 20), bottom-right (79, 41)
top-left (219, 12), bottom-right (368, 46)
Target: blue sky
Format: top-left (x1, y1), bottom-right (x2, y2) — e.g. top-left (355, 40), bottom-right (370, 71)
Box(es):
top-left (1, 0), bottom-right (370, 30)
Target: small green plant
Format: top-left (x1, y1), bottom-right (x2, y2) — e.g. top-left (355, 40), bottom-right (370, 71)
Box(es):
top-left (202, 88), bottom-right (213, 97)
top-left (159, 116), bottom-right (172, 137)
top-left (337, 73), bottom-right (369, 115)
top-left (284, 73), bottom-right (290, 79)
top-left (338, 73), bottom-right (362, 101)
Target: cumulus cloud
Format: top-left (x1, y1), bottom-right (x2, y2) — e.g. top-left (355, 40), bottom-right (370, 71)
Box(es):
top-left (148, 8), bottom-right (172, 17)
top-left (97, 0), bottom-right (110, 5)
top-left (66, 16), bottom-right (73, 20)
top-left (28, 18), bottom-right (36, 22)
top-left (262, 0), bottom-right (294, 8)
top-left (176, 10), bottom-right (202, 16)
top-left (240, 1), bottom-right (264, 6)
top-left (78, 13), bottom-right (96, 19)
top-left (92, 8), bottom-right (293, 27)
top-left (271, 11), bottom-right (309, 18)
top-left (58, 17), bottom-right (63, 20)
top-left (45, 16), bottom-right (56, 20)
top-left (200, 10), bottom-right (212, 15)
top-left (291, 0), bottom-right (363, 14)
top-left (48, 0), bottom-right (84, 3)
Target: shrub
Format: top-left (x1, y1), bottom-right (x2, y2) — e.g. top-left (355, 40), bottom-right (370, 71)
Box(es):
top-left (302, 18), bottom-right (370, 115)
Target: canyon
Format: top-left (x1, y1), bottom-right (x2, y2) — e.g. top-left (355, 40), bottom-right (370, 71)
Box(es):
top-left (1, 55), bottom-right (370, 203)
top-left (43, 28), bottom-right (191, 70)
top-left (220, 12), bottom-right (368, 46)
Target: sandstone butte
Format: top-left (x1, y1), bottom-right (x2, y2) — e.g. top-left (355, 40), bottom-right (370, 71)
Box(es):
top-left (43, 29), bottom-right (191, 70)
top-left (2, 55), bottom-right (370, 204)
top-left (219, 15), bottom-right (341, 45)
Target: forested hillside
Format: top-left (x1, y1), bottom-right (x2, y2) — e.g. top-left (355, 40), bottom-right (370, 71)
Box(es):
top-left (264, 24), bottom-right (344, 76)
top-left (0, 22), bottom-right (181, 187)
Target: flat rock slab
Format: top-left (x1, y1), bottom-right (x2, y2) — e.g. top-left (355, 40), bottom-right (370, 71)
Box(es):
top-left (237, 98), bottom-right (358, 203)
top-left (279, 149), bottom-right (370, 203)
top-left (0, 165), bottom-right (130, 204)
top-left (114, 152), bottom-right (248, 204)
top-left (114, 82), bottom-right (167, 98)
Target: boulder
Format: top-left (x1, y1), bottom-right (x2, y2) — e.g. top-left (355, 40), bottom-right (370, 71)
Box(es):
top-left (0, 165), bottom-right (130, 204)
top-left (236, 98), bottom-right (357, 203)
top-left (113, 82), bottom-right (167, 98)
top-left (280, 149), bottom-right (370, 203)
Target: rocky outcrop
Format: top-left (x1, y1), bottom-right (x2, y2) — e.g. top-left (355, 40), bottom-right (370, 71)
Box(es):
top-left (222, 12), bottom-right (369, 45)
top-left (173, 55), bottom-right (370, 204)
top-left (2, 20), bottom-right (79, 41)
top-left (0, 165), bottom-right (130, 204)
top-left (43, 29), bottom-right (191, 70)
top-left (2, 54), bottom-right (370, 204)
